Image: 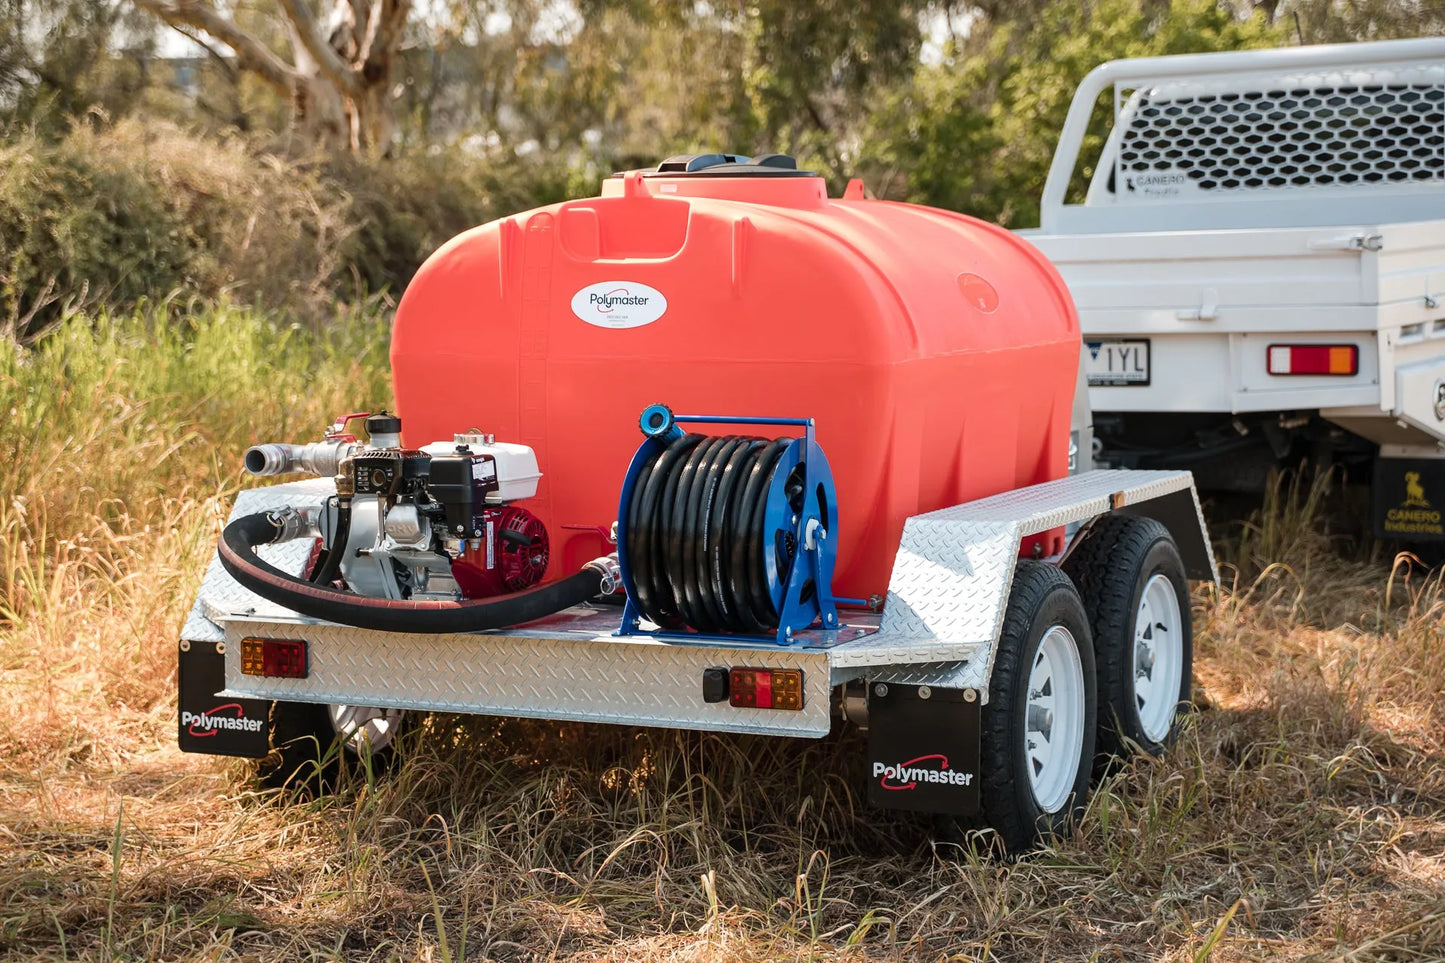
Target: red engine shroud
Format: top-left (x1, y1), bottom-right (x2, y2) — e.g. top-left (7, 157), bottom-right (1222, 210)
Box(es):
top-left (452, 506), bottom-right (550, 598)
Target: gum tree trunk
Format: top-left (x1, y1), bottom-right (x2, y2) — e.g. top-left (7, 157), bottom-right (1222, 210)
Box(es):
top-left (132, 0), bottom-right (411, 154)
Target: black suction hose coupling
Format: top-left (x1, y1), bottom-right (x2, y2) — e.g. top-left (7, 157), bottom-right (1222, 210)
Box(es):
top-left (219, 511), bottom-right (605, 634)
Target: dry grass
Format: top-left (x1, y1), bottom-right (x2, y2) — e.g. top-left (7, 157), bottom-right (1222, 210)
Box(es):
top-left (4, 313), bottom-right (1445, 961)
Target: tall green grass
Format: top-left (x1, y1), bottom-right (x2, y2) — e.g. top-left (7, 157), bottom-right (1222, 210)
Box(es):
top-left (2, 299), bottom-right (391, 544)
top-left (0, 302), bottom-right (390, 769)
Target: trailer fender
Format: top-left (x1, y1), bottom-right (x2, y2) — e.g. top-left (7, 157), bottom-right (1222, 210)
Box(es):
top-left (877, 469), bottom-right (1215, 703)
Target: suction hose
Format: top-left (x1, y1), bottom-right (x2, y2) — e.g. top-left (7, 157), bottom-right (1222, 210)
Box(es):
top-left (219, 511), bottom-right (606, 634)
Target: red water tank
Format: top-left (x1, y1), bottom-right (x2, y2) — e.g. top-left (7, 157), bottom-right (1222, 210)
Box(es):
top-left (391, 156), bottom-right (1080, 599)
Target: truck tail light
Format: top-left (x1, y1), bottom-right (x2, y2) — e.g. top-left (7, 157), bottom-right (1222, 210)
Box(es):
top-left (729, 667), bottom-right (803, 710)
top-left (1268, 344), bottom-right (1357, 376)
top-left (240, 637), bottom-right (308, 678)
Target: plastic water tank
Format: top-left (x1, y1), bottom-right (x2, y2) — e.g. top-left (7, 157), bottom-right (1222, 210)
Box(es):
top-left (391, 154), bottom-right (1080, 598)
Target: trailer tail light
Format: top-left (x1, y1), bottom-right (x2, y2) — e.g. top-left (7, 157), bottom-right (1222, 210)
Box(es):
top-left (729, 667), bottom-right (803, 710)
top-left (240, 637), bottom-right (308, 678)
top-left (1267, 344), bottom-right (1358, 376)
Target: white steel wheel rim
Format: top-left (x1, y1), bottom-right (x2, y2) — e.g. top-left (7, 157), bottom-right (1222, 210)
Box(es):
top-left (1134, 573), bottom-right (1184, 744)
top-left (1026, 625), bottom-right (1087, 814)
top-left (328, 705), bottom-right (404, 754)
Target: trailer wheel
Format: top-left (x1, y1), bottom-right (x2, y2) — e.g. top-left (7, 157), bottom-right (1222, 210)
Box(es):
top-left (1062, 515), bottom-right (1191, 760)
top-left (949, 561), bottom-right (1096, 854)
top-left (260, 700), bottom-right (408, 792)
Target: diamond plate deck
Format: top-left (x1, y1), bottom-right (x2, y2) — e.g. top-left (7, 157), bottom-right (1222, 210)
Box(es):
top-left (225, 614), bottom-right (845, 736)
top-left (185, 469), bottom-right (1212, 734)
top-left (179, 479), bottom-right (334, 643)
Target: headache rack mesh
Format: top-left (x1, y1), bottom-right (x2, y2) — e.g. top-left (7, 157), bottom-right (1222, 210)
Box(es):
top-left (1111, 60), bottom-right (1444, 198)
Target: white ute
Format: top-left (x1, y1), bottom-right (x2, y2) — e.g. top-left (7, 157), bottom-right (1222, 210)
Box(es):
top-left (1024, 37), bottom-right (1445, 543)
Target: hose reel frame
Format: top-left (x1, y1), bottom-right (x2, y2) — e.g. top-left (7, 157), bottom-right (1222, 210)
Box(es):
top-left (615, 405), bottom-right (842, 645)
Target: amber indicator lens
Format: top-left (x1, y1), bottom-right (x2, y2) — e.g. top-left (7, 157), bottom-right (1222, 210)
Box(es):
top-left (729, 667), bottom-right (803, 710)
top-left (240, 637), bottom-right (308, 678)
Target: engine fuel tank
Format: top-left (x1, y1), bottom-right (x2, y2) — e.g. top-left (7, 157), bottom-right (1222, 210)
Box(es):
top-left (391, 156), bottom-right (1080, 599)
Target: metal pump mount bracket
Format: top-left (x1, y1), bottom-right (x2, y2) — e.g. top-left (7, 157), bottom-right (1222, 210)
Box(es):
top-left (182, 469), bottom-right (1212, 739)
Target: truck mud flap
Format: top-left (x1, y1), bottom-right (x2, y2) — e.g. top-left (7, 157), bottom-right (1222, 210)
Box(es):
top-left (178, 639), bottom-right (272, 757)
top-left (866, 684), bottom-right (980, 817)
top-left (1374, 458), bottom-right (1445, 542)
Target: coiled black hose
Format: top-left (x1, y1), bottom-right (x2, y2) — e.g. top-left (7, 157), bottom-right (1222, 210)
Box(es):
top-left (623, 432), bottom-right (804, 633)
top-left (220, 512), bottom-right (604, 634)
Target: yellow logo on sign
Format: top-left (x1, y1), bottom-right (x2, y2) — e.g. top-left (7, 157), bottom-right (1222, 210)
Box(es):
top-left (1405, 471), bottom-right (1430, 508)
top-left (1386, 470), bottom-right (1443, 536)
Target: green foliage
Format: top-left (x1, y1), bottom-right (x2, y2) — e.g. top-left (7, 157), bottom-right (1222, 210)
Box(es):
top-left (1278, 0), bottom-right (1445, 43)
top-left (869, 0), bottom-right (1287, 226)
top-left (327, 143), bottom-right (587, 297)
top-left (0, 130), bottom-right (192, 340)
top-left (0, 301), bottom-right (392, 533)
top-left (737, 0), bottom-right (925, 177)
top-left (0, 120), bottom-right (595, 338)
top-left (0, 0), bottom-right (1428, 341)
top-left (76, 120), bottom-right (358, 316)
top-left (0, 0), bottom-right (155, 137)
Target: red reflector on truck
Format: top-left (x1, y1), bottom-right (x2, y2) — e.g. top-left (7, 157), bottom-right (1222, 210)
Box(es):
top-left (240, 637), bottom-right (308, 678)
top-left (729, 667), bottom-right (803, 710)
top-left (1267, 344), bottom-right (1357, 376)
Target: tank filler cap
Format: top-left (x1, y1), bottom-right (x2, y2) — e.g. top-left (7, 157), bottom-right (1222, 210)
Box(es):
top-left (615, 153), bottom-right (816, 179)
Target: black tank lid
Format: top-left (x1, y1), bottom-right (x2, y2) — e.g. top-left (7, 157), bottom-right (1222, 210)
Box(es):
top-left (612, 153), bottom-right (817, 178)
top-left (366, 411), bottom-right (402, 435)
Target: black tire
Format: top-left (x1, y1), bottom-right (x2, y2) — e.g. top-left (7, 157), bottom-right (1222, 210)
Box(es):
top-left (258, 700), bottom-right (408, 794)
top-left (1062, 514), bottom-right (1192, 761)
top-left (942, 561), bottom-right (1097, 855)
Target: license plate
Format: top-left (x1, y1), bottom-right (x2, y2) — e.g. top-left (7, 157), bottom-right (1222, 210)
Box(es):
top-left (1086, 339), bottom-right (1150, 386)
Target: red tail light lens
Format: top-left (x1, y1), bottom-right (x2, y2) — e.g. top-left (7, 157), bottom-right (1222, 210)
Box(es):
top-left (1268, 344), bottom-right (1358, 376)
top-left (729, 667), bottom-right (803, 710)
top-left (240, 637), bottom-right (308, 678)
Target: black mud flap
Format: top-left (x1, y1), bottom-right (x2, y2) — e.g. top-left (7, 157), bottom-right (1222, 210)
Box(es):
top-left (866, 683), bottom-right (980, 817)
top-left (1374, 458), bottom-right (1445, 542)
top-left (178, 639), bottom-right (272, 758)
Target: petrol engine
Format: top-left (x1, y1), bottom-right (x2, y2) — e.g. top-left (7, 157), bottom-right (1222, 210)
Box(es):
top-left (245, 412), bottom-right (550, 602)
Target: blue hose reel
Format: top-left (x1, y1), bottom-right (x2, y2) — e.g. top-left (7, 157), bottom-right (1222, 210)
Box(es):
top-left (615, 405), bottom-right (841, 645)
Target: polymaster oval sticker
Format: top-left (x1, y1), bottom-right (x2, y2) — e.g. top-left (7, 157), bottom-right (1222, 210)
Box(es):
top-left (571, 281), bottom-right (667, 329)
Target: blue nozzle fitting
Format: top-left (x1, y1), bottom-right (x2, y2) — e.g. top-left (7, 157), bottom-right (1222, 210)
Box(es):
top-left (639, 404), bottom-right (684, 443)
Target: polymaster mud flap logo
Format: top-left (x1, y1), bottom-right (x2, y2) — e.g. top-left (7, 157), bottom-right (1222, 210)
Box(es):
top-left (570, 281), bottom-right (668, 329)
top-left (866, 685), bottom-right (981, 817)
top-left (181, 705), bottom-right (265, 738)
top-left (874, 754), bottom-right (974, 791)
top-left (178, 640), bottom-right (272, 758)
top-left (1375, 459), bottom-right (1445, 541)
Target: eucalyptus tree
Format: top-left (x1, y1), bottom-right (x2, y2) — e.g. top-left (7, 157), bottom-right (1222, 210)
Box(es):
top-left (129, 0), bottom-right (412, 151)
